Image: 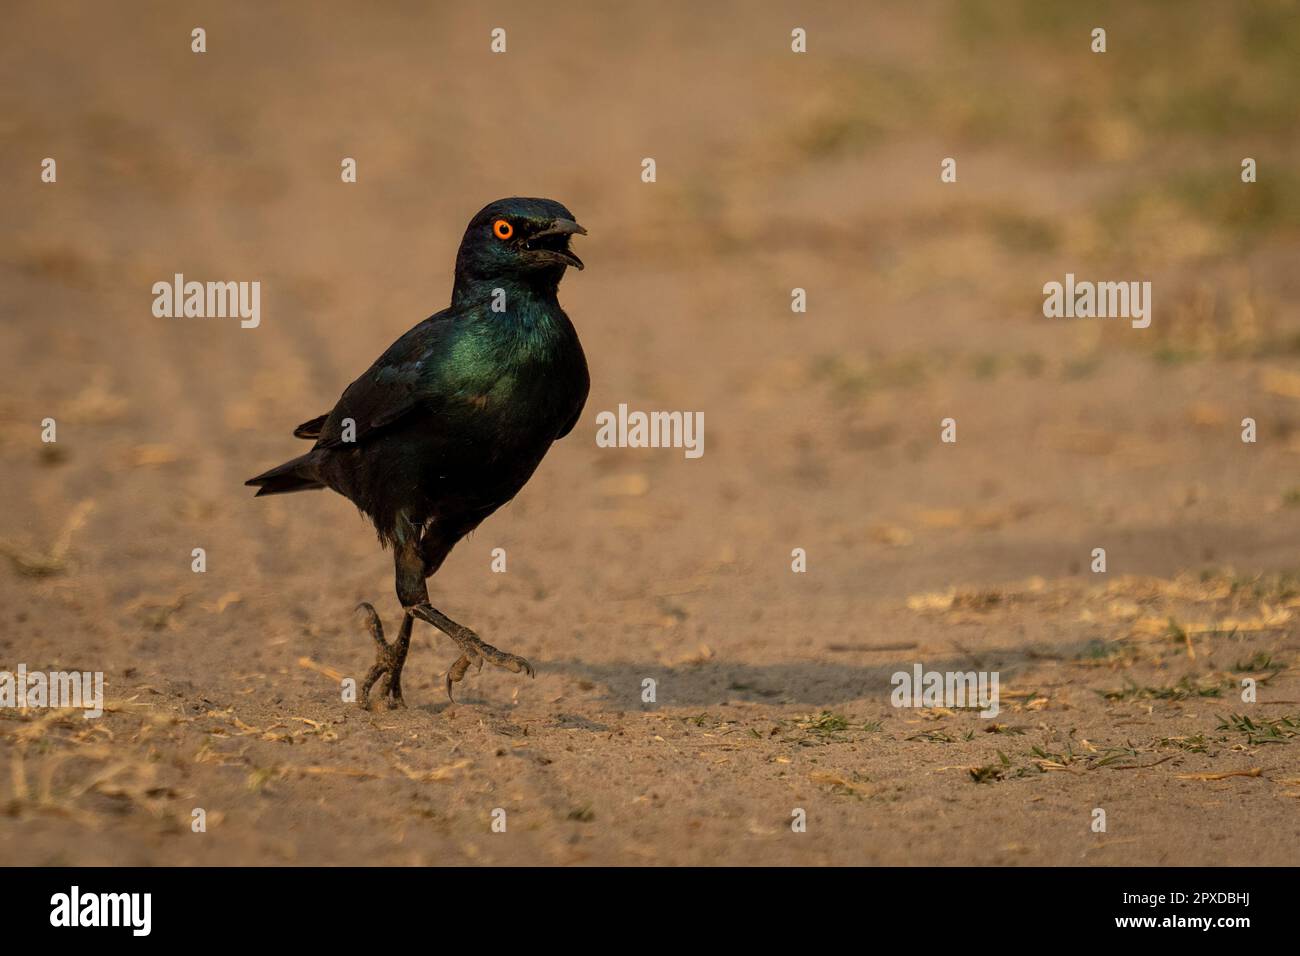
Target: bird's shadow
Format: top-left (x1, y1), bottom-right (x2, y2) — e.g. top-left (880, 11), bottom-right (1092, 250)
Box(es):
top-left (517, 639), bottom-right (1086, 711)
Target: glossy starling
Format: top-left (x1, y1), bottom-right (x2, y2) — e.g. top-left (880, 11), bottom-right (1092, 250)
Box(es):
top-left (246, 198), bottom-right (589, 708)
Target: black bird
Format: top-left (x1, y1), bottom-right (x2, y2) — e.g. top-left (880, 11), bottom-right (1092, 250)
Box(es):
top-left (246, 197), bottom-right (589, 708)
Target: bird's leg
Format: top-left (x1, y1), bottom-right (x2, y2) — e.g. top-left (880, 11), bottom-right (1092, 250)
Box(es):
top-left (409, 604), bottom-right (535, 701)
top-left (392, 523), bottom-right (534, 702)
top-left (353, 524), bottom-right (430, 709)
top-left (357, 602), bottom-right (412, 710)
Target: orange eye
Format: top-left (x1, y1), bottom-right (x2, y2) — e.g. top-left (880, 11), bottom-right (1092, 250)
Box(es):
top-left (493, 219), bottom-right (514, 240)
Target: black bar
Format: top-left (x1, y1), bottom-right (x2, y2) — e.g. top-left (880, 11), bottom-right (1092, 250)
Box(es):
top-left (0, 866), bottom-right (1277, 942)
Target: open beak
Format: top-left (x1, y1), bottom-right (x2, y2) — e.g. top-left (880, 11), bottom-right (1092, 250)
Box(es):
top-left (527, 218), bottom-right (587, 271)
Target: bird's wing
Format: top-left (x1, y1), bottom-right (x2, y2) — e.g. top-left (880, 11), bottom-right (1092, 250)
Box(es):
top-left (312, 314), bottom-right (455, 450)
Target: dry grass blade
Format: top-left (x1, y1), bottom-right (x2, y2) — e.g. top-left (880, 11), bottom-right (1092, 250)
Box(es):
top-left (298, 657), bottom-right (346, 683)
top-left (390, 758), bottom-right (472, 782)
top-left (294, 766), bottom-right (381, 780)
top-left (1176, 768), bottom-right (1264, 781)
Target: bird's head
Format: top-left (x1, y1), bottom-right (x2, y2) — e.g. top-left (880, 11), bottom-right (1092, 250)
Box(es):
top-left (454, 198), bottom-right (586, 291)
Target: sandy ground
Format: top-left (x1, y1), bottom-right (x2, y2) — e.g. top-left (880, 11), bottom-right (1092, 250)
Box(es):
top-left (2, 1), bottom-right (1300, 865)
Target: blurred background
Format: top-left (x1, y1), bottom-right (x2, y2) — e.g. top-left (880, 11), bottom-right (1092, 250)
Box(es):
top-left (2, 1), bottom-right (1299, 865)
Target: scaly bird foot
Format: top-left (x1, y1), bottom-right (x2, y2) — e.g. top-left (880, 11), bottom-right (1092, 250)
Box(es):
top-left (410, 604), bottom-right (534, 701)
top-left (356, 602), bottom-right (409, 710)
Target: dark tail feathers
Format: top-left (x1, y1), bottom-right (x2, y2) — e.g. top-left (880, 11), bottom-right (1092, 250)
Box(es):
top-left (245, 453), bottom-right (325, 497)
top-left (293, 413), bottom-right (328, 439)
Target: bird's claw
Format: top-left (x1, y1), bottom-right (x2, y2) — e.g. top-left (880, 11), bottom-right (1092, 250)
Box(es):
top-left (356, 602), bottom-right (387, 649)
top-left (458, 639), bottom-right (534, 678)
top-left (500, 653), bottom-right (535, 677)
top-left (411, 603), bottom-right (534, 700)
top-left (357, 604), bottom-right (408, 710)
top-left (445, 653), bottom-right (475, 702)
top-left (361, 652), bottom-right (406, 710)
top-left (442, 645), bottom-right (533, 702)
